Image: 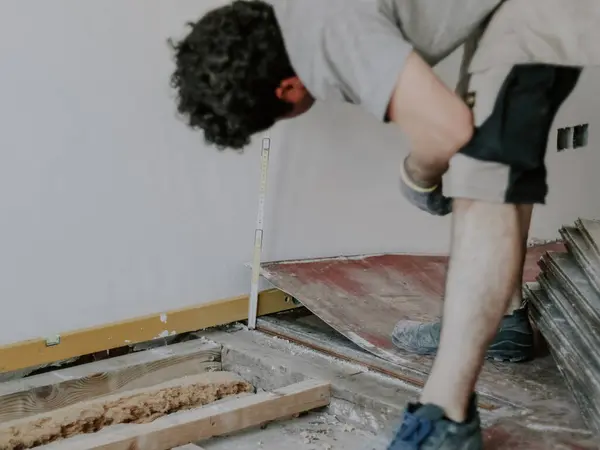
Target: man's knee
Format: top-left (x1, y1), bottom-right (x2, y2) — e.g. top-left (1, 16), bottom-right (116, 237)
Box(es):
top-left (452, 198), bottom-right (521, 227)
top-left (387, 51), bottom-right (474, 161)
top-left (446, 104), bottom-right (474, 156)
top-left (445, 63), bottom-right (582, 205)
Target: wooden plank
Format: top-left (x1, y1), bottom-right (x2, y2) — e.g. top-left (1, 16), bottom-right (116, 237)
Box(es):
top-left (0, 289), bottom-right (297, 374)
top-left (526, 283), bottom-right (600, 433)
top-left (537, 272), bottom-right (600, 357)
top-left (560, 226), bottom-right (600, 294)
top-left (577, 218), bottom-right (600, 254)
top-left (259, 245), bottom-right (573, 409)
top-left (0, 340), bottom-right (222, 423)
top-left (567, 221), bottom-right (600, 294)
top-left (259, 245), bottom-right (561, 367)
top-left (257, 312), bottom-right (427, 387)
top-left (37, 379), bottom-right (330, 450)
top-left (541, 251), bottom-right (600, 325)
top-left (257, 312), bottom-right (496, 410)
top-left (0, 372), bottom-right (255, 450)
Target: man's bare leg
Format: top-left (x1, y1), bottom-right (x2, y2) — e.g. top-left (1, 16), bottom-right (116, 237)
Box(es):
top-left (419, 200), bottom-right (533, 421)
top-left (506, 285), bottom-right (525, 313)
top-left (506, 204), bottom-right (534, 312)
top-left (391, 201), bottom-right (535, 362)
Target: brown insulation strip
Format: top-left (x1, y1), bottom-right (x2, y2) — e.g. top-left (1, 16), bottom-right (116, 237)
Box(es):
top-left (0, 371), bottom-right (253, 450)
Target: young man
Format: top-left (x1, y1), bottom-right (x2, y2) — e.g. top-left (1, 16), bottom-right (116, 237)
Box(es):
top-left (170, 0), bottom-right (598, 448)
top-left (170, 0), bottom-right (502, 215)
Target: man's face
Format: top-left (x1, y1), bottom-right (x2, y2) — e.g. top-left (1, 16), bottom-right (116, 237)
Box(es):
top-left (276, 76), bottom-right (315, 120)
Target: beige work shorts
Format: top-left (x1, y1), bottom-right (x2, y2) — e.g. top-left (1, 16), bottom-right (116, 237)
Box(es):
top-left (444, 0), bottom-right (600, 204)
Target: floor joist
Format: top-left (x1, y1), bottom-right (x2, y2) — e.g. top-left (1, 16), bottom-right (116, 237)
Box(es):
top-left (0, 340), bottom-right (222, 423)
top-left (0, 372), bottom-right (255, 450)
top-left (37, 379), bottom-right (330, 450)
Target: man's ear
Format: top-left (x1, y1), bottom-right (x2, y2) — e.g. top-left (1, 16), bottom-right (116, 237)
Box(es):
top-left (275, 76), bottom-right (306, 104)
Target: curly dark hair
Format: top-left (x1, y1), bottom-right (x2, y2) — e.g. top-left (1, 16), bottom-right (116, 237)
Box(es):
top-left (169, 0), bottom-right (296, 150)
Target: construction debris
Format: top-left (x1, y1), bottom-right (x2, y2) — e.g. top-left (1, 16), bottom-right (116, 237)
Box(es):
top-left (526, 217), bottom-right (600, 434)
top-left (0, 335), bottom-right (332, 450)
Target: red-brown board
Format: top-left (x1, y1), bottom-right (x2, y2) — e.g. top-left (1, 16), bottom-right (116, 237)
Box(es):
top-left (483, 421), bottom-right (599, 449)
top-left (260, 243), bottom-right (574, 408)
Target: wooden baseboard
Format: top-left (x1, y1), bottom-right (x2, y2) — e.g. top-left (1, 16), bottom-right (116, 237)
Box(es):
top-left (0, 289), bottom-right (297, 374)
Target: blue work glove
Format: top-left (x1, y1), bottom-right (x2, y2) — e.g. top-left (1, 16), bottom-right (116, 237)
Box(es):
top-left (399, 156), bottom-right (452, 216)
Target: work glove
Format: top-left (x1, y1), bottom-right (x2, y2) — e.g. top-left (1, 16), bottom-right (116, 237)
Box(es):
top-left (399, 156), bottom-right (452, 216)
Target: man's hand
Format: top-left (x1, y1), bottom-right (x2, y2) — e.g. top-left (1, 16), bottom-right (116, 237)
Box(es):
top-left (400, 155), bottom-right (452, 216)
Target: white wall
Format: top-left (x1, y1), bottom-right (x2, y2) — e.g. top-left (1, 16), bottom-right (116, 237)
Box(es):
top-left (0, 0), bottom-right (598, 346)
top-left (535, 69), bottom-right (600, 231)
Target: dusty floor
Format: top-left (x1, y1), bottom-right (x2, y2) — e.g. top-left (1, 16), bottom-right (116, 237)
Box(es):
top-left (202, 413), bottom-right (389, 450)
top-left (202, 411), bottom-right (391, 450)
top-left (203, 325), bottom-right (599, 450)
top-left (200, 411), bottom-right (600, 450)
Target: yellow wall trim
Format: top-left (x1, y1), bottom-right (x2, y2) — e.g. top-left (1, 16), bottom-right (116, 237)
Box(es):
top-left (0, 289), bottom-right (297, 374)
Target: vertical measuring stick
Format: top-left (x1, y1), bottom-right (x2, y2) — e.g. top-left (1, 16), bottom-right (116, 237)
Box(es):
top-left (248, 137), bottom-right (271, 329)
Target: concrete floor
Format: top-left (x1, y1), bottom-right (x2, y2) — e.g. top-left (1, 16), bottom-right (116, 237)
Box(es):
top-left (201, 411), bottom-right (390, 450)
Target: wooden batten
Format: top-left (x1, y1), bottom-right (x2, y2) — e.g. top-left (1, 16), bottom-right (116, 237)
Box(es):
top-left (0, 289), bottom-right (297, 374)
top-left (0, 341), bottom-right (223, 423)
top-left (0, 371), bottom-right (255, 449)
top-left (37, 379), bottom-right (331, 450)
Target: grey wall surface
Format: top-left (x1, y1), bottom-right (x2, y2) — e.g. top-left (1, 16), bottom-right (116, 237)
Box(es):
top-left (0, 0), bottom-right (598, 345)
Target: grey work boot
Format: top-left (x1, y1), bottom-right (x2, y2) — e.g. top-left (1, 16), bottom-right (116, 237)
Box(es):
top-left (399, 157), bottom-right (452, 216)
top-left (391, 307), bottom-right (534, 363)
top-left (387, 394), bottom-right (483, 450)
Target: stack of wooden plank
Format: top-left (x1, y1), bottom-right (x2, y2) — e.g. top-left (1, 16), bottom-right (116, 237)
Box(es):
top-left (526, 218), bottom-right (600, 434)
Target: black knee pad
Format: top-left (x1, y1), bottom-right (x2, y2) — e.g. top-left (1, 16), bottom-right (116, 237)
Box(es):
top-left (460, 64), bottom-right (582, 204)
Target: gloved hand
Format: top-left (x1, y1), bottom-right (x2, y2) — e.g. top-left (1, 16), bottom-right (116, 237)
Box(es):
top-left (399, 156), bottom-right (452, 216)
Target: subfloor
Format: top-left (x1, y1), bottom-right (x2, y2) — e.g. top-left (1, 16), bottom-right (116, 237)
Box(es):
top-left (257, 244), bottom-right (588, 416)
top-left (202, 324), bottom-right (600, 449)
top-left (202, 411), bottom-right (381, 450)
top-left (259, 244), bottom-right (562, 370)
top-left (257, 308), bottom-right (583, 425)
top-left (201, 411), bottom-right (600, 450)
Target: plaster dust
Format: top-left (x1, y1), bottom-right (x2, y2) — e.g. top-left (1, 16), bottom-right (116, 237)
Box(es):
top-left (200, 411), bottom-right (390, 450)
top-left (0, 371), bottom-right (253, 450)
